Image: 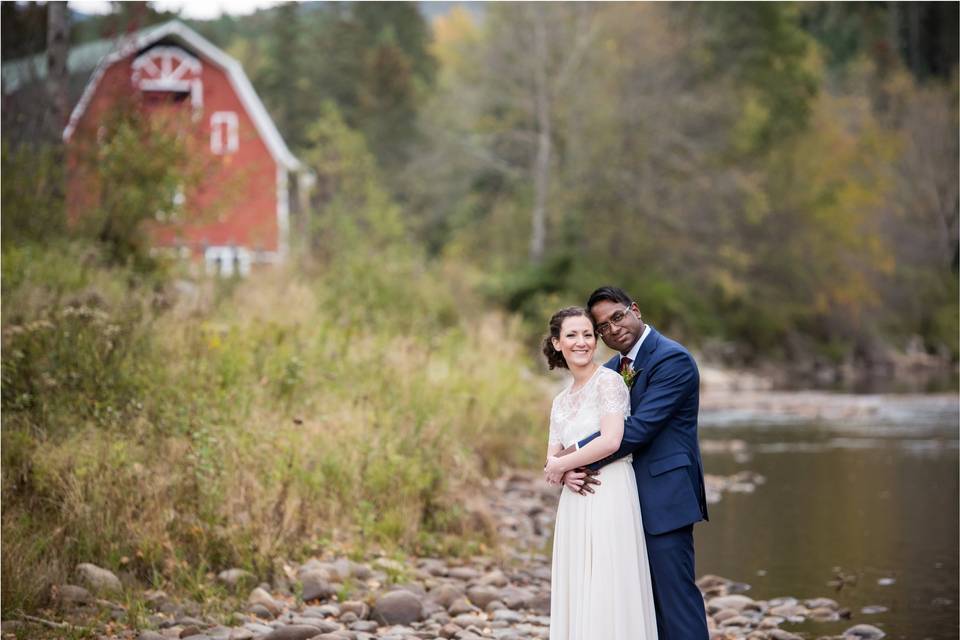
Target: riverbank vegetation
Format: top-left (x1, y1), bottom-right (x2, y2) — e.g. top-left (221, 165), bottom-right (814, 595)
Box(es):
top-left (2, 0), bottom-right (956, 619)
top-left (1, 110), bottom-right (547, 616)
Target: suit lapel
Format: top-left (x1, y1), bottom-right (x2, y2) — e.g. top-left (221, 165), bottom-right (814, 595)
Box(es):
top-left (628, 325), bottom-right (660, 400)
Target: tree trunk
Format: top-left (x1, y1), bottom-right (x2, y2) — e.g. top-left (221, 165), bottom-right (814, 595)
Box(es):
top-left (45, 1), bottom-right (69, 143)
top-left (529, 15), bottom-right (551, 266)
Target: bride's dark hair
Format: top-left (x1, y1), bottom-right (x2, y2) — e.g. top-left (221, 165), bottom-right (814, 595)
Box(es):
top-left (542, 306), bottom-right (594, 370)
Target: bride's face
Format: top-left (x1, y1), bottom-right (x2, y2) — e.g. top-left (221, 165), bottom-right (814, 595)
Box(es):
top-left (552, 315), bottom-right (597, 369)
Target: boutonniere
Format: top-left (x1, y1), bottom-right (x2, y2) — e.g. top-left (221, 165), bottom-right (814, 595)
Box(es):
top-left (621, 367), bottom-right (642, 387)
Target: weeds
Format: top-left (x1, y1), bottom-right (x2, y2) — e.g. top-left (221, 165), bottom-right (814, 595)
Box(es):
top-left (1, 240), bottom-right (548, 617)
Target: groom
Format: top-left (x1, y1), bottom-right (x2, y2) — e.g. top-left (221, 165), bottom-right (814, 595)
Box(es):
top-left (558, 285), bottom-right (709, 640)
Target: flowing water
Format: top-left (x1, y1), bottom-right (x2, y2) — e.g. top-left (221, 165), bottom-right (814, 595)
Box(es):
top-left (696, 394), bottom-right (959, 639)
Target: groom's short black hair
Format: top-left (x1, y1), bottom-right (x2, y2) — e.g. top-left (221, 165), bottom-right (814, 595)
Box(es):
top-left (586, 286), bottom-right (633, 311)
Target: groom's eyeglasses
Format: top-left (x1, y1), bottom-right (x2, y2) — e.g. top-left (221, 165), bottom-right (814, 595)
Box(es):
top-left (596, 306), bottom-right (634, 337)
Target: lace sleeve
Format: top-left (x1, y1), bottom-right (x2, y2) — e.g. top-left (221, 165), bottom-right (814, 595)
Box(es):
top-left (597, 369), bottom-right (630, 417)
top-left (548, 398), bottom-right (562, 447)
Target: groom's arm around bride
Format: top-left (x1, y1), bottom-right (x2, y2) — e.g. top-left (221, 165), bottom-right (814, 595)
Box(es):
top-left (558, 285), bottom-right (710, 640)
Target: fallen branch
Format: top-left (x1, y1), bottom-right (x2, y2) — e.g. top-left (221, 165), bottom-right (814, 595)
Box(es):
top-left (16, 612), bottom-right (71, 629)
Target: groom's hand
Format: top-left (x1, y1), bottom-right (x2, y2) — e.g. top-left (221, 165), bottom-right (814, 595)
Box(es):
top-left (562, 468), bottom-right (600, 495)
top-left (556, 443), bottom-right (577, 458)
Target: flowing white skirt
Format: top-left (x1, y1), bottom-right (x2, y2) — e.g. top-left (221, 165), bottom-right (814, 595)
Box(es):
top-left (549, 456), bottom-right (659, 640)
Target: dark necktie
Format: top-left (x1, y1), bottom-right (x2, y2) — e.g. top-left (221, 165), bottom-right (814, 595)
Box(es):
top-left (619, 356), bottom-right (632, 373)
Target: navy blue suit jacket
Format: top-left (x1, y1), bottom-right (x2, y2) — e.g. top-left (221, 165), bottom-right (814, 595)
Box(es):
top-left (577, 326), bottom-right (708, 536)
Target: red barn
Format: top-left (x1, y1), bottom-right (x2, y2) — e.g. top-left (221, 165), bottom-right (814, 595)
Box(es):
top-left (64, 20), bottom-right (304, 276)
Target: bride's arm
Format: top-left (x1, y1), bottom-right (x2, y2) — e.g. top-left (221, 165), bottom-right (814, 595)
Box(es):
top-left (544, 441), bottom-right (563, 484)
top-left (544, 412), bottom-right (623, 476)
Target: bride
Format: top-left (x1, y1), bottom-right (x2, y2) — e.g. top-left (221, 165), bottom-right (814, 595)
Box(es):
top-left (541, 306), bottom-right (658, 640)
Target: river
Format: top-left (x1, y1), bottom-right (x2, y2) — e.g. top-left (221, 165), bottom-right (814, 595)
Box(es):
top-left (696, 392), bottom-right (959, 639)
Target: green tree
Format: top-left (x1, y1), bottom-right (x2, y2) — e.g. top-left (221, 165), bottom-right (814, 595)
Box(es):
top-left (72, 101), bottom-right (202, 268)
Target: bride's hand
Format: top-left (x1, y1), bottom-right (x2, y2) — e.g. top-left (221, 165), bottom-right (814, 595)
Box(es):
top-left (544, 455), bottom-right (566, 478)
top-left (544, 467), bottom-right (564, 485)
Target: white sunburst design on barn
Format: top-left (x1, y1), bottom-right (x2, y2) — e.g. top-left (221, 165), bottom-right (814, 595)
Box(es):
top-left (131, 45), bottom-right (203, 112)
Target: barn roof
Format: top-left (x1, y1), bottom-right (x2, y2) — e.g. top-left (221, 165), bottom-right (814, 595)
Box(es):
top-left (61, 20), bottom-right (301, 172)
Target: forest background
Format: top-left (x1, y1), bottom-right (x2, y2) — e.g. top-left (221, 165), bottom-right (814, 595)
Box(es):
top-left (1, 0), bottom-right (958, 623)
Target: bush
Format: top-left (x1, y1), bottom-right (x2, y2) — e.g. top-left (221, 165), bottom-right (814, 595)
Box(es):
top-left (1, 239), bottom-right (547, 617)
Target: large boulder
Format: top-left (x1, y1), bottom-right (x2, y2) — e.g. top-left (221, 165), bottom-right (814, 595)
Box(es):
top-left (76, 563), bottom-right (122, 594)
top-left (300, 571), bottom-right (336, 602)
top-left (372, 590), bottom-right (423, 625)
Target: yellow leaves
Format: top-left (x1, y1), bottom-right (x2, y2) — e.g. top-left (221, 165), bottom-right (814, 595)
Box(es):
top-left (431, 7), bottom-right (479, 74)
top-left (732, 94), bottom-right (772, 156)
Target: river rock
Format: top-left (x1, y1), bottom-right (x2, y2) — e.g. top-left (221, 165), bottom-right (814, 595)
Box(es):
top-left (138, 632), bottom-right (166, 640)
top-left (758, 616), bottom-right (785, 629)
top-left (429, 583), bottom-right (465, 608)
top-left (720, 614), bottom-right (753, 628)
top-left (301, 571), bottom-right (336, 602)
top-left (466, 585), bottom-right (499, 609)
top-left (485, 598), bottom-right (506, 612)
top-left (497, 586), bottom-right (535, 609)
top-left (372, 589), bottom-right (424, 625)
top-left (350, 620), bottom-right (379, 633)
top-left (259, 626), bottom-right (327, 640)
top-left (449, 597), bottom-right (479, 615)
top-left (303, 604), bottom-right (339, 618)
top-left (290, 616), bottom-right (340, 632)
top-left (861, 605), bottom-right (888, 614)
top-left (708, 595), bottom-right (755, 612)
top-left (374, 557), bottom-right (406, 574)
top-left (57, 584), bottom-right (93, 606)
top-left (769, 603), bottom-right (807, 619)
top-left (218, 569), bottom-right (256, 588)
top-left (419, 558), bottom-right (449, 577)
top-left (340, 600), bottom-right (369, 619)
top-left (248, 587), bottom-right (281, 617)
top-left (453, 613), bottom-right (487, 627)
top-left (844, 624), bottom-right (886, 639)
top-left (440, 623), bottom-right (461, 638)
top-left (478, 570), bottom-right (509, 587)
top-left (448, 567), bottom-right (480, 581)
top-left (768, 631), bottom-right (804, 640)
top-left (805, 597), bottom-right (838, 609)
top-left (394, 581), bottom-right (427, 597)
top-left (493, 609), bottom-right (523, 622)
top-left (810, 606), bottom-right (840, 621)
top-left (76, 562), bottom-right (122, 594)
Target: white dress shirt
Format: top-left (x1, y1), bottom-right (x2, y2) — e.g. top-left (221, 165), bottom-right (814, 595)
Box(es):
top-left (574, 324), bottom-right (651, 451)
top-left (620, 323), bottom-right (651, 370)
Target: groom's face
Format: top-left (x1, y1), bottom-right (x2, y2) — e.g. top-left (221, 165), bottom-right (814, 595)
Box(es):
top-left (590, 299), bottom-right (642, 354)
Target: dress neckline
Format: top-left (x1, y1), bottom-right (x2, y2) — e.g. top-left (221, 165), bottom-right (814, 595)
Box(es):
top-left (567, 364), bottom-right (602, 395)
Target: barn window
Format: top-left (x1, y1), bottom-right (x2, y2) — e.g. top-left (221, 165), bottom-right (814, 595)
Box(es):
top-left (210, 111), bottom-right (239, 154)
top-left (131, 46), bottom-right (203, 113)
top-left (205, 246), bottom-right (251, 277)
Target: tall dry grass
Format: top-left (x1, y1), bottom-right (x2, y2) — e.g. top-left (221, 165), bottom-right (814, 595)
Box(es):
top-left (1, 240), bottom-right (550, 616)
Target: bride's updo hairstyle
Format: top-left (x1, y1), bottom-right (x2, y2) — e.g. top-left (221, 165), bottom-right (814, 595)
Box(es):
top-left (542, 306), bottom-right (594, 370)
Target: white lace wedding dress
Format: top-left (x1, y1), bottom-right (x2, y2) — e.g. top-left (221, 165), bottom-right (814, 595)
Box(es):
top-left (548, 366), bottom-right (658, 640)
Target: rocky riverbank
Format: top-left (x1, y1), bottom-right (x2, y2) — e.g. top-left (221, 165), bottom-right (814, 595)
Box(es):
top-left (2, 470), bottom-right (890, 640)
